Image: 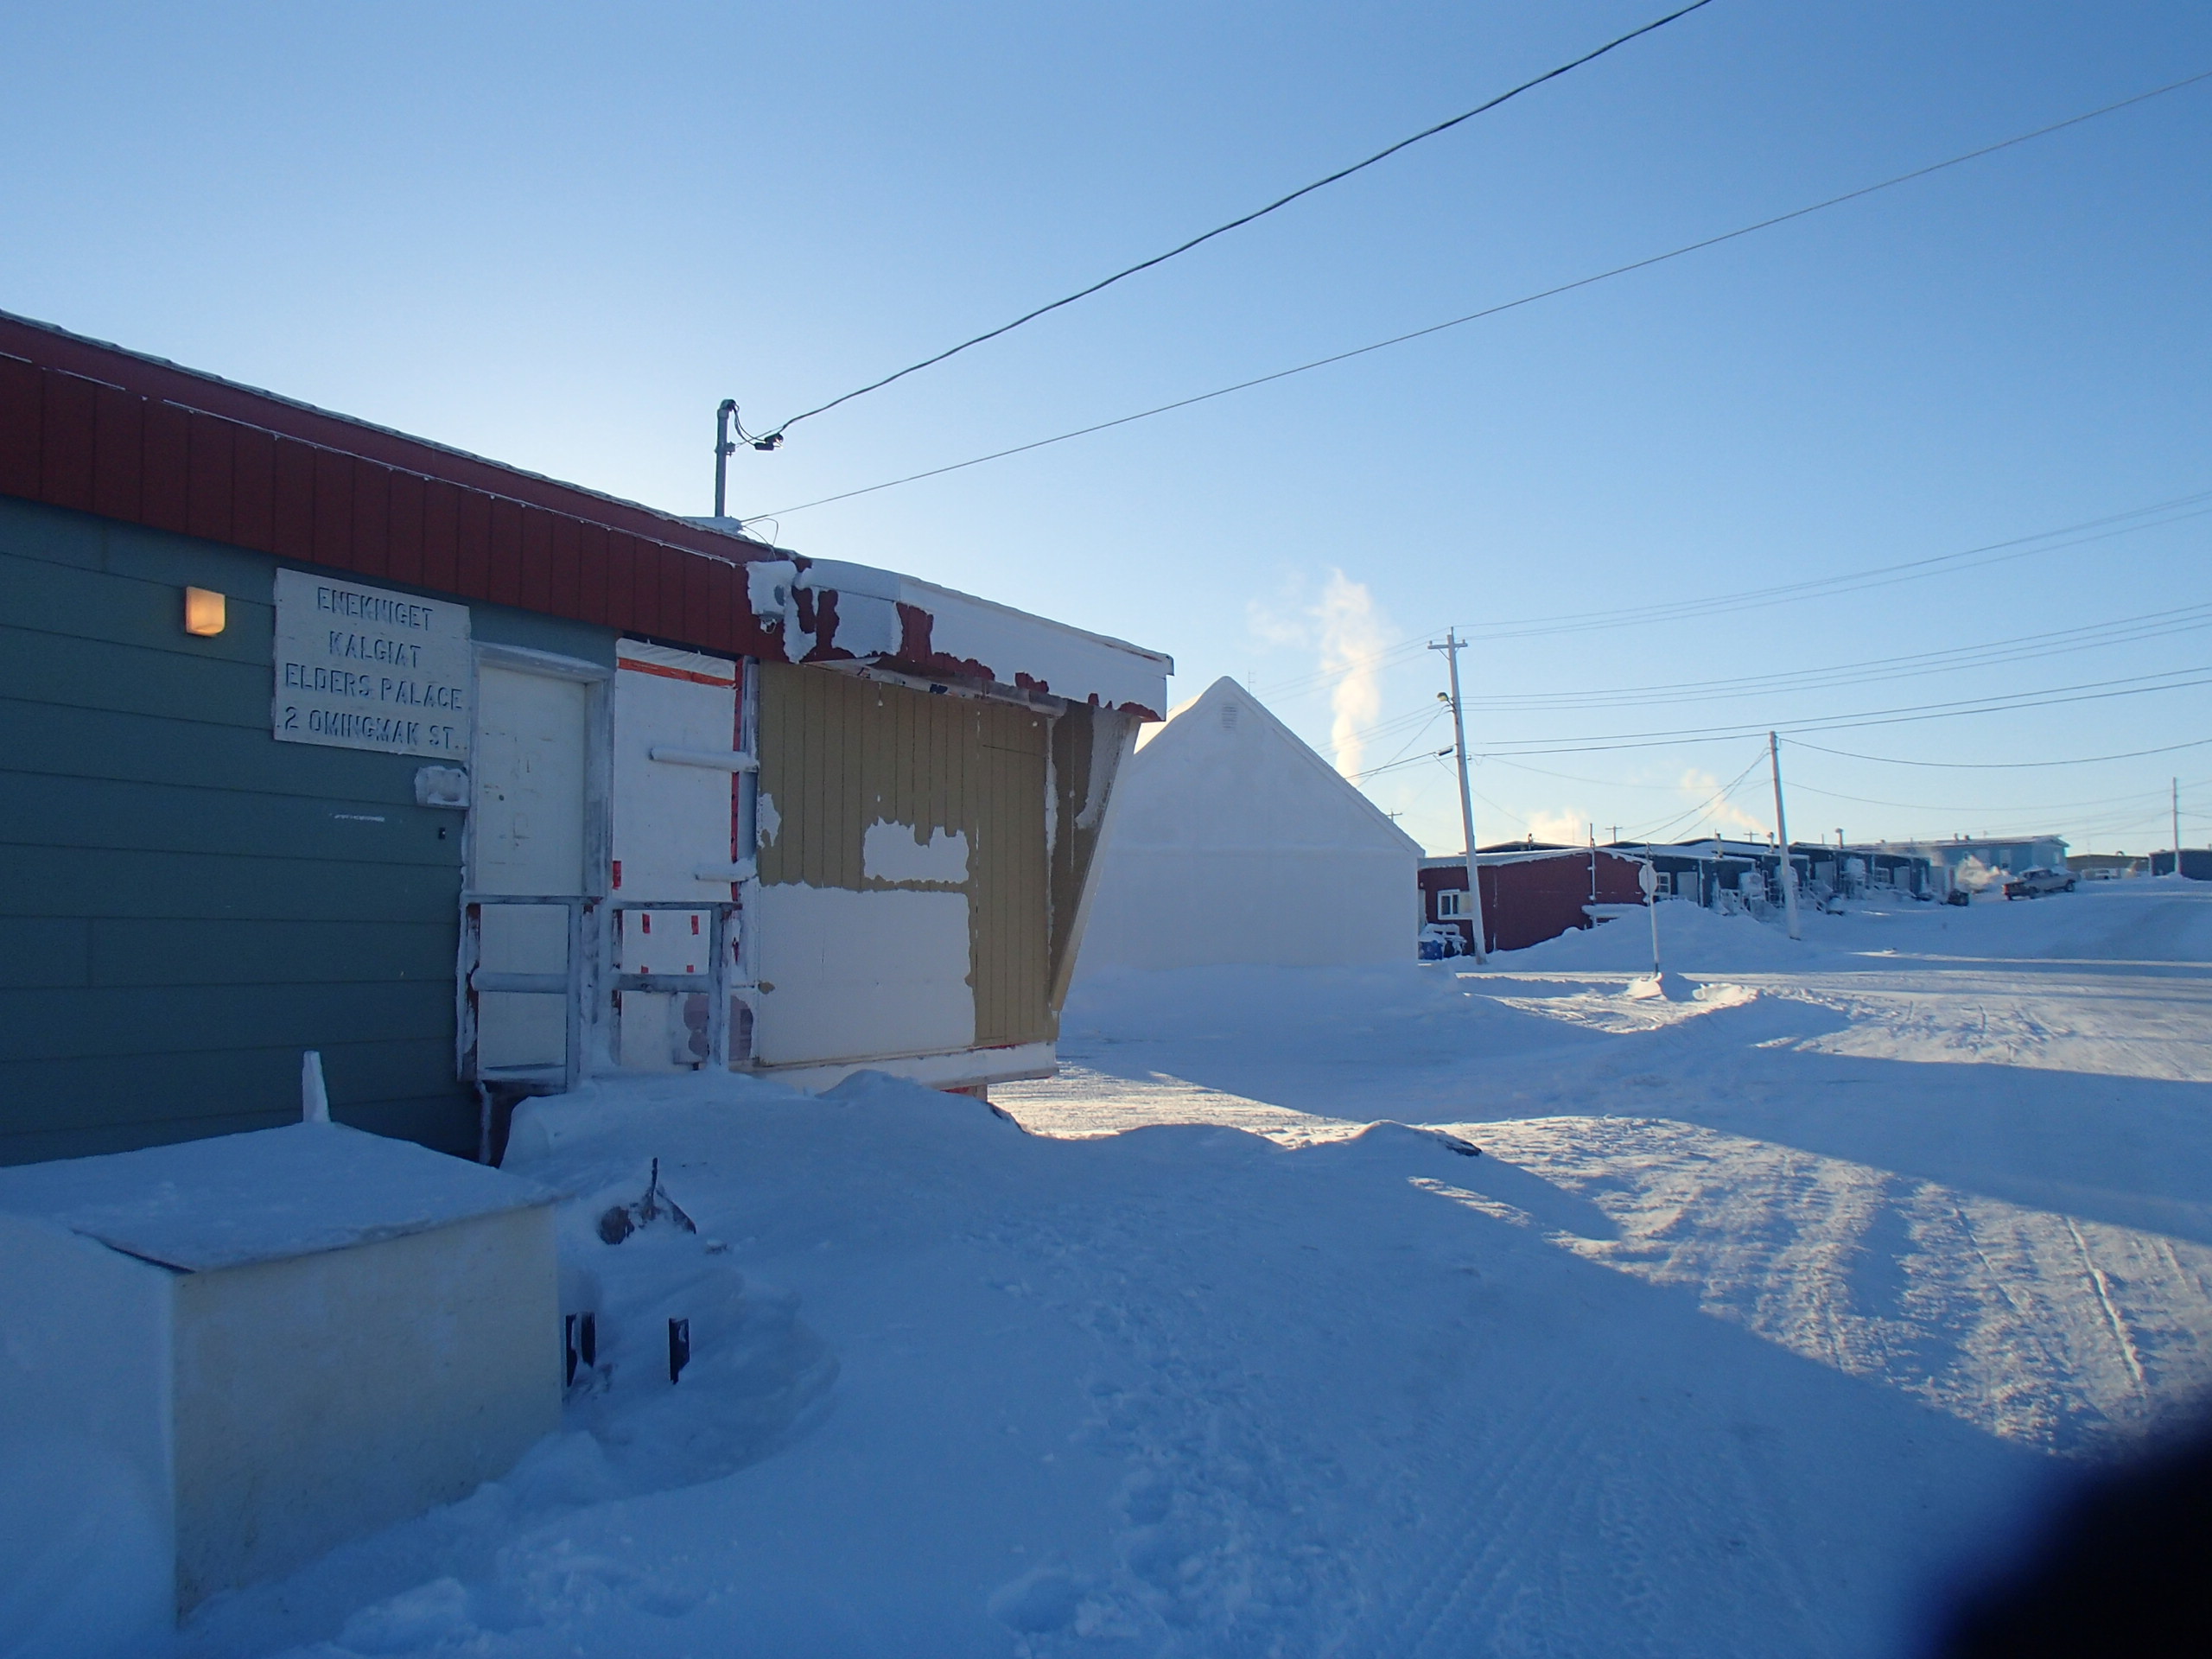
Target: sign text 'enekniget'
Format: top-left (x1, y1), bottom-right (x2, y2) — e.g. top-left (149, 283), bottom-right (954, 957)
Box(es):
top-left (272, 569), bottom-right (472, 758)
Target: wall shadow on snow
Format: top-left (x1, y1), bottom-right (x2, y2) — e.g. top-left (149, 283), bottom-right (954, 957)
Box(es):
top-left (1073, 1119), bottom-right (2062, 1659)
top-left (1656, 1041), bottom-right (2212, 1251)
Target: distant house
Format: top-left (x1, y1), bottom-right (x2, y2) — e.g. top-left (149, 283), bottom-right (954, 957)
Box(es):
top-left (1077, 677), bottom-right (1422, 971)
top-left (1615, 838), bottom-right (1777, 909)
top-left (1909, 836), bottom-right (2068, 882)
top-left (1605, 837), bottom-right (1942, 910)
top-left (2148, 849), bottom-right (2212, 880)
top-left (1421, 843), bottom-right (1649, 956)
top-left (1828, 844), bottom-right (1943, 899)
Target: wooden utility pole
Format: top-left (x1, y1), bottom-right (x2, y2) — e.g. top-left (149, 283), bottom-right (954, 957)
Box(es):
top-left (1431, 632), bottom-right (1489, 964)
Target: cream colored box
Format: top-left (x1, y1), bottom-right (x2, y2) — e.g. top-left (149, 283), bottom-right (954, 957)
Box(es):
top-left (0, 1124), bottom-right (561, 1656)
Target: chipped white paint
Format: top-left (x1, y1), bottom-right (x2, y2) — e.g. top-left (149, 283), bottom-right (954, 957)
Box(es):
top-left (798, 563), bottom-right (903, 659)
top-left (745, 560), bottom-right (798, 623)
top-left (755, 790), bottom-right (781, 849)
top-left (786, 558), bottom-right (1169, 713)
top-left (863, 820), bottom-right (970, 887)
top-left (751, 884), bottom-right (974, 1065)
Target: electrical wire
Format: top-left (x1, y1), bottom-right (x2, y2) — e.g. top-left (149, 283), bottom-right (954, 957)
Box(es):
top-left (1789, 734), bottom-right (2212, 769)
top-left (1460, 600), bottom-right (2212, 713)
top-left (1256, 488), bottom-right (2209, 710)
top-left (1482, 754), bottom-right (1715, 791)
top-left (1463, 507), bottom-right (2212, 647)
top-left (758, 68), bottom-right (2212, 518)
top-left (1785, 779), bottom-right (2194, 817)
top-left (1350, 746), bottom-right (1456, 784)
top-left (1624, 750), bottom-right (1769, 842)
top-left (1323, 601), bottom-right (2212, 758)
top-left (1352, 706), bottom-right (1451, 778)
top-left (760, 2), bottom-right (1718, 441)
top-left (1472, 664), bottom-right (2212, 757)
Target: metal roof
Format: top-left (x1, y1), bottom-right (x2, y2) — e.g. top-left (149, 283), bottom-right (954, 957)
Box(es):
top-left (0, 310), bottom-right (1170, 716)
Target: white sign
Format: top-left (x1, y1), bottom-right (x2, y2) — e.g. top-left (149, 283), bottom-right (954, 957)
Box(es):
top-left (273, 569), bottom-right (472, 758)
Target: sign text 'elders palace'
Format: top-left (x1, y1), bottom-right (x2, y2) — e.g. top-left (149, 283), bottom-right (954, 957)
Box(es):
top-left (272, 569), bottom-right (472, 758)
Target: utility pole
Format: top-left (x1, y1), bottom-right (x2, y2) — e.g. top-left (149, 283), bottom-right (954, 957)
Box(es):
top-left (2174, 777), bottom-right (2182, 879)
top-left (1431, 632), bottom-right (1489, 965)
top-left (1769, 731), bottom-right (1802, 941)
top-left (713, 400), bottom-right (738, 519)
top-left (712, 399), bottom-right (783, 520)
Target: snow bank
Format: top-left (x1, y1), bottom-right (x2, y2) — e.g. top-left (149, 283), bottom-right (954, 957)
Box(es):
top-left (156, 884), bottom-right (2212, 1659)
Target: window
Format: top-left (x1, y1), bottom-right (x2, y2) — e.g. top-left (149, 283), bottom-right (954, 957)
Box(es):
top-left (1436, 888), bottom-right (1470, 918)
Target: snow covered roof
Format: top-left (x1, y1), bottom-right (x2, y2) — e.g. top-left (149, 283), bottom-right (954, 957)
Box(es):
top-left (0, 309), bottom-right (1173, 719)
top-left (0, 1123), bottom-right (558, 1273)
top-left (1421, 846), bottom-right (1646, 871)
top-left (734, 552), bottom-right (1173, 719)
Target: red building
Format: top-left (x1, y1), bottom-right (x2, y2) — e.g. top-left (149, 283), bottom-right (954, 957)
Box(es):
top-left (1419, 844), bottom-right (1649, 957)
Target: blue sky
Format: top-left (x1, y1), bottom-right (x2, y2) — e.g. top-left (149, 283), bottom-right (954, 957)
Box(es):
top-left (5, 1), bottom-right (2208, 854)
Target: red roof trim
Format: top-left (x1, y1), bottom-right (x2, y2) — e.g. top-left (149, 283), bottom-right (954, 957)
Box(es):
top-left (0, 310), bottom-right (789, 661)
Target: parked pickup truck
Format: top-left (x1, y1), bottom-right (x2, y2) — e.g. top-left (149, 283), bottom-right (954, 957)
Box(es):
top-left (2004, 868), bottom-right (2078, 899)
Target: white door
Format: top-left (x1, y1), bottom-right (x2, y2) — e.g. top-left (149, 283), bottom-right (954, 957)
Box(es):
top-left (474, 665), bottom-right (588, 897)
top-left (469, 664), bottom-right (590, 1077)
top-left (610, 642), bottom-right (742, 1070)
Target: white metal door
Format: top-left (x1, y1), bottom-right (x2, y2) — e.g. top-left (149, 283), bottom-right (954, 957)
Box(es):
top-left (468, 664), bottom-right (590, 1077)
top-left (474, 665), bottom-right (588, 898)
top-left (608, 641), bottom-right (747, 1070)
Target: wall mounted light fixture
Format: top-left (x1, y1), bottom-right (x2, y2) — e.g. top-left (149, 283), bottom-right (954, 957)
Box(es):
top-left (184, 587), bottom-right (226, 636)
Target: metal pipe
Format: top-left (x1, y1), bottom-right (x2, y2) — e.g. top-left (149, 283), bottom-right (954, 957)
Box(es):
top-left (714, 399), bottom-right (738, 518)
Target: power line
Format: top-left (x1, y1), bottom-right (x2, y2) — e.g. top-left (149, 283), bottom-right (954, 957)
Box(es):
top-left (760, 1), bottom-right (1718, 441)
top-left (1459, 501), bottom-right (2212, 645)
top-left (1352, 706), bottom-right (1451, 778)
top-left (1350, 747), bottom-right (1456, 784)
top-left (759, 68), bottom-right (2212, 518)
top-left (1786, 779), bottom-right (2194, 817)
top-left (1460, 599), bottom-right (2212, 713)
top-left (1483, 754), bottom-right (1714, 792)
top-left (1259, 487), bottom-right (2212, 711)
top-left (1473, 664), bottom-right (2212, 756)
top-left (1624, 749), bottom-right (1770, 842)
top-left (1327, 602), bottom-right (2212, 756)
top-left (1790, 734), bottom-right (2212, 770)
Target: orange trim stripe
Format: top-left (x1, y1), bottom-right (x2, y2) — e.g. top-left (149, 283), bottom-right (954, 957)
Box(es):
top-left (618, 656), bottom-right (736, 688)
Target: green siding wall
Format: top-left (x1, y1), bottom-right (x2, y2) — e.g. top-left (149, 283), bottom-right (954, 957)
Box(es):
top-left (0, 494), bottom-right (612, 1166)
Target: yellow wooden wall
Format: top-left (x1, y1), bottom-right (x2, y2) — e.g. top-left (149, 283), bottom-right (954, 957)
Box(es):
top-left (754, 663), bottom-right (1053, 1048)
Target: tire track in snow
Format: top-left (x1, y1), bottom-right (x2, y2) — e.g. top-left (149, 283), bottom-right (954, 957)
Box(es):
top-left (2064, 1216), bottom-right (2148, 1399)
top-left (1482, 1117), bottom-right (2212, 1451)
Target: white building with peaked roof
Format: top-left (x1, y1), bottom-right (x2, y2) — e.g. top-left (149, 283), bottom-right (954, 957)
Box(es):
top-left (1077, 677), bottom-right (1422, 972)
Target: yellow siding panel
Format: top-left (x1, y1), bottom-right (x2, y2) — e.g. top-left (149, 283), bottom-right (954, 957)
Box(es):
top-left (753, 663), bottom-right (1056, 1053)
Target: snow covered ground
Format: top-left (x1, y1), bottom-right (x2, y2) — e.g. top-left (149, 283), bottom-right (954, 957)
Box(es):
top-left (170, 881), bottom-right (2212, 1658)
